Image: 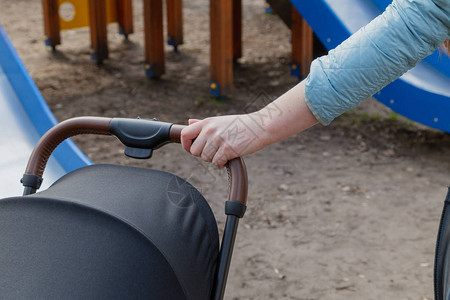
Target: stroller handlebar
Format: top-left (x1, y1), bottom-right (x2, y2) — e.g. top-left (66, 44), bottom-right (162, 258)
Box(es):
top-left (22, 117), bottom-right (248, 207)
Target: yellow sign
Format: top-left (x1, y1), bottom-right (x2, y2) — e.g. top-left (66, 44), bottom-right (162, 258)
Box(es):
top-left (58, 0), bottom-right (118, 30)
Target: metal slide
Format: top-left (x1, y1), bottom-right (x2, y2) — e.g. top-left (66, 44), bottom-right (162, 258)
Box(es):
top-left (0, 26), bottom-right (90, 197)
top-left (289, 0), bottom-right (450, 133)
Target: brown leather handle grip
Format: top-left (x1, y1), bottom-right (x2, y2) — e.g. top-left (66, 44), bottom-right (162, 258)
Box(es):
top-left (24, 118), bottom-right (248, 206)
top-left (25, 117), bottom-right (248, 205)
top-left (169, 125), bottom-right (248, 206)
top-left (24, 117), bottom-right (112, 178)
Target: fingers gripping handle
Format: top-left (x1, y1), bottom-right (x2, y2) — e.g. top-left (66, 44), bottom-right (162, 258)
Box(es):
top-left (170, 125), bottom-right (248, 209)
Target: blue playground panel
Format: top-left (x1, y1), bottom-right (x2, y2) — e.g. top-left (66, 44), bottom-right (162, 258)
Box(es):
top-left (290, 0), bottom-right (450, 132)
top-left (0, 25), bottom-right (91, 197)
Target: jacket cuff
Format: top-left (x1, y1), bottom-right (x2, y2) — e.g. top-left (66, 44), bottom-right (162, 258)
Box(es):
top-left (304, 88), bottom-right (332, 126)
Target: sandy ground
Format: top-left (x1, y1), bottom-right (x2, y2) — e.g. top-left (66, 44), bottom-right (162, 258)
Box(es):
top-left (1, 0), bottom-right (450, 299)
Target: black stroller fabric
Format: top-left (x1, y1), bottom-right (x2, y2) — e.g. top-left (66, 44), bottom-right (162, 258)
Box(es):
top-left (435, 188), bottom-right (450, 300)
top-left (0, 164), bottom-right (219, 300)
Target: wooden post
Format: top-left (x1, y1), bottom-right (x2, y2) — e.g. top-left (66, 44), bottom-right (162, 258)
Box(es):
top-left (291, 5), bottom-right (313, 79)
top-left (210, 0), bottom-right (233, 96)
top-left (233, 0), bottom-right (242, 61)
top-left (166, 0), bottom-right (183, 51)
top-left (143, 0), bottom-right (165, 77)
top-left (89, 0), bottom-right (109, 64)
top-left (116, 0), bottom-right (134, 39)
top-left (42, 0), bottom-right (61, 50)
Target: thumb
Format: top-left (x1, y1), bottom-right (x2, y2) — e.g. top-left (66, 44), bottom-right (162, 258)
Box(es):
top-left (188, 118), bottom-right (201, 125)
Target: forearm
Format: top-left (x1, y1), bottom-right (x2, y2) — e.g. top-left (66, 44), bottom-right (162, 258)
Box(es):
top-left (254, 79), bottom-right (318, 147)
top-left (181, 80), bottom-right (318, 166)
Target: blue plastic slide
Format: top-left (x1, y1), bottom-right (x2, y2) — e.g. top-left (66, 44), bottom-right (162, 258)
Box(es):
top-left (290, 0), bottom-right (450, 133)
top-left (0, 25), bottom-right (90, 197)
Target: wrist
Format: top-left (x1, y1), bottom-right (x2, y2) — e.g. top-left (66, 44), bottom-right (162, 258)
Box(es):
top-left (246, 110), bottom-right (275, 148)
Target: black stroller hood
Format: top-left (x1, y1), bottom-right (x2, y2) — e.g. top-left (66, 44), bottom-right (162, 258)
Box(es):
top-left (0, 164), bottom-right (219, 299)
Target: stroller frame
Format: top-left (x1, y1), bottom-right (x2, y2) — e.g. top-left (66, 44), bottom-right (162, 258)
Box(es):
top-left (20, 116), bottom-right (248, 300)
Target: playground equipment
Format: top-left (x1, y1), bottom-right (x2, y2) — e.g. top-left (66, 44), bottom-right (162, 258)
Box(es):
top-left (209, 0), bottom-right (320, 96)
top-left (42, 0), bottom-right (184, 72)
top-left (0, 25), bottom-right (90, 197)
top-left (264, 1), bottom-right (273, 14)
top-left (42, 0), bottom-right (133, 63)
top-left (39, 0), bottom-right (312, 96)
top-left (267, 0), bottom-right (316, 80)
top-left (143, 0), bottom-right (165, 77)
top-left (208, 0), bottom-right (242, 96)
top-left (143, 0), bottom-right (183, 77)
top-left (0, 116), bottom-right (248, 300)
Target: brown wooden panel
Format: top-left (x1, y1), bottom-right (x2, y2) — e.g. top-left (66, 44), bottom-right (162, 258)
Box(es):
top-left (233, 0), bottom-right (242, 60)
top-left (291, 4), bottom-right (313, 78)
top-left (167, 0), bottom-right (183, 49)
top-left (89, 0), bottom-right (109, 64)
top-left (266, 0), bottom-right (291, 27)
top-left (116, 0), bottom-right (134, 38)
top-left (42, 0), bottom-right (61, 49)
top-left (210, 0), bottom-right (233, 95)
top-left (143, 0), bottom-right (165, 77)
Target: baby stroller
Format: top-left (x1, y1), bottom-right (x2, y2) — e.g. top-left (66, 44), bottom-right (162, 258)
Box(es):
top-left (0, 117), bottom-right (248, 300)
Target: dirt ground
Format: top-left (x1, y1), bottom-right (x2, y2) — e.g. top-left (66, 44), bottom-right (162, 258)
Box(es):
top-left (2, 0), bottom-right (450, 299)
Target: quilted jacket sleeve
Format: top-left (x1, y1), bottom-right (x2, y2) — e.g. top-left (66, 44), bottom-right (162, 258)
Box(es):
top-left (304, 0), bottom-right (450, 125)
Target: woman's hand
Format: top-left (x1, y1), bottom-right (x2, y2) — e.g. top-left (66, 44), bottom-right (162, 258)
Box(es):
top-left (181, 114), bottom-right (269, 167)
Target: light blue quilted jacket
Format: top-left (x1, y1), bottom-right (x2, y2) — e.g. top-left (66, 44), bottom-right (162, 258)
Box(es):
top-left (305, 0), bottom-right (450, 125)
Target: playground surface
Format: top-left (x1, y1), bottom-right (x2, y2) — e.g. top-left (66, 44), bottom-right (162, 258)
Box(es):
top-left (1, 0), bottom-right (450, 299)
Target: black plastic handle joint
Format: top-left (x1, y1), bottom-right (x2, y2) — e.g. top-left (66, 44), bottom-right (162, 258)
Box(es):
top-left (21, 173), bottom-right (43, 195)
top-left (225, 201), bottom-right (247, 218)
top-left (21, 173), bottom-right (43, 189)
top-left (110, 118), bottom-right (173, 159)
